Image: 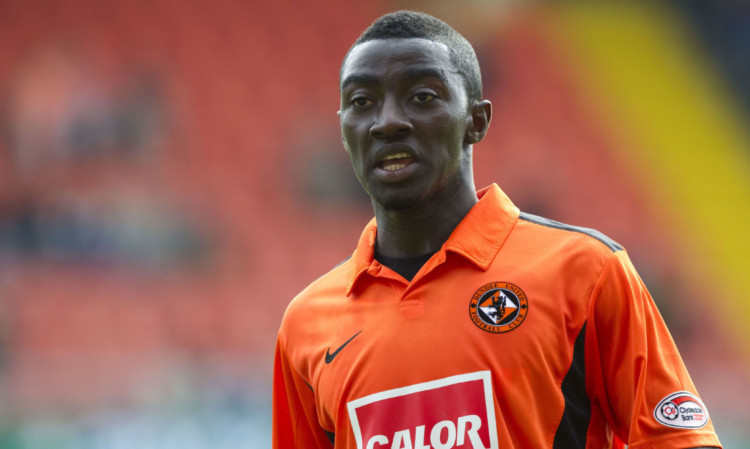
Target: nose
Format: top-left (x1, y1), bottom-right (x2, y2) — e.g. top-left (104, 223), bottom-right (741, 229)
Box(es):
top-left (370, 97), bottom-right (412, 140)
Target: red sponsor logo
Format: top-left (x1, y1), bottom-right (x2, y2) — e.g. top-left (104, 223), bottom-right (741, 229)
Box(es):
top-left (348, 371), bottom-right (498, 449)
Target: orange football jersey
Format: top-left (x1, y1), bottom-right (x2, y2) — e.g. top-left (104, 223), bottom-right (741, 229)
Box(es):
top-left (273, 184), bottom-right (721, 449)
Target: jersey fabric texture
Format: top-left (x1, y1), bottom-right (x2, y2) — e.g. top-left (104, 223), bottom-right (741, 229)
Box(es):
top-left (273, 184), bottom-right (722, 449)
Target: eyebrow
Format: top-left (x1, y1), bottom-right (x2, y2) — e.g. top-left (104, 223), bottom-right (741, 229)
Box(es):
top-left (340, 67), bottom-right (449, 91)
top-left (340, 73), bottom-right (378, 91)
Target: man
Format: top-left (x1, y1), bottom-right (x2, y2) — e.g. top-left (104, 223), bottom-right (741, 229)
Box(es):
top-left (273, 10), bottom-right (722, 449)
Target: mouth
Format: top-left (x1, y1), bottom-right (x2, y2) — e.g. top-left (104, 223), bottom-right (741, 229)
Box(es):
top-left (378, 152), bottom-right (414, 171)
top-left (373, 148), bottom-right (419, 183)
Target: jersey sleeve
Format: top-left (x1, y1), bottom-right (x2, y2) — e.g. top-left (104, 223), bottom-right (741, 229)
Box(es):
top-left (585, 250), bottom-right (722, 448)
top-left (272, 335), bottom-right (334, 449)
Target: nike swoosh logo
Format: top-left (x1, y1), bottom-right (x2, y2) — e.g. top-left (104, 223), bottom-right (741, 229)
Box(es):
top-left (325, 330), bottom-right (362, 364)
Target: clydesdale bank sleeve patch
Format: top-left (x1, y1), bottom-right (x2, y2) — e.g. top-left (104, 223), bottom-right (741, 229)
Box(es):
top-left (347, 371), bottom-right (499, 449)
top-left (654, 391), bottom-right (710, 429)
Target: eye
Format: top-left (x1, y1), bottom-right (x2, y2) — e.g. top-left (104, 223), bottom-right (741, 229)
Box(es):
top-left (411, 92), bottom-right (437, 103)
top-left (350, 96), bottom-right (374, 107)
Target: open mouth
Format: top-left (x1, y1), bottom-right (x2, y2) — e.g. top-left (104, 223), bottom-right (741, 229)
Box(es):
top-left (379, 152), bottom-right (414, 171)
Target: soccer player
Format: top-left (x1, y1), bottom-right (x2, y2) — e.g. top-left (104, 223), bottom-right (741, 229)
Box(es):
top-left (273, 10), bottom-right (722, 449)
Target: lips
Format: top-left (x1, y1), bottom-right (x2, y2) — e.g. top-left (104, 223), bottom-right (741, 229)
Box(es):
top-left (373, 143), bottom-right (420, 184)
top-left (373, 147), bottom-right (419, 182)
top-left (379, 152), bottom-right (414, 171)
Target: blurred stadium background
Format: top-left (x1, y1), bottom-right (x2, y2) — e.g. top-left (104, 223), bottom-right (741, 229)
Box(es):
top-left (0, 0), bottom-right (748, 447)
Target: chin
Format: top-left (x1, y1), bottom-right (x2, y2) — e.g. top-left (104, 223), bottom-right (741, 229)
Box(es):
top-left (379, 196), bottom-right (420, 212)
top-left (374, 188), bottom-right (429, 212)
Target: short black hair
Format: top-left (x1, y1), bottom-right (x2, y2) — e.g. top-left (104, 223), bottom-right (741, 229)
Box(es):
top-left (342, 11), bottom-right (483, 103)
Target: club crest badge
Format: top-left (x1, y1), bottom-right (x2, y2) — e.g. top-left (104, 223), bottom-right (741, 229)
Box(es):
top-left (469, 282), bottom-right (528, 333)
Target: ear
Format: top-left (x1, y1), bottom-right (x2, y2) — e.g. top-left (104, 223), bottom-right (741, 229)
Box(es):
top-left (465, 100), bottom-right (492, 144)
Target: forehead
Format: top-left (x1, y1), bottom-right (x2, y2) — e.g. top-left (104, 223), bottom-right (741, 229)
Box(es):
top-left (341, 38), bottom-right (458, 90)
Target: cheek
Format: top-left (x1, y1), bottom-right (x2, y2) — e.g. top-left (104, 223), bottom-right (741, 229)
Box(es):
top-left (340, 123), bottom-right (365, 167)
top-left (433, 113), bottom-right (469, 145)
top-left (341, 116), bottom-right (368, 146)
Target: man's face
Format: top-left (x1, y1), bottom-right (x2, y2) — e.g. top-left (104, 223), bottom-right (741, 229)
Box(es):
top-left (339, 38), bottom-right (474, 211)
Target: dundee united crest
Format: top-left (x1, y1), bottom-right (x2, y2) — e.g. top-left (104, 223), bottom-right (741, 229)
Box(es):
top-left (469, 282), bottom-right (528, 333)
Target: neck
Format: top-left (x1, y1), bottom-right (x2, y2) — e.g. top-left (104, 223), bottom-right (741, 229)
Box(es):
top-left (373, 184), bottom-right (478, 258)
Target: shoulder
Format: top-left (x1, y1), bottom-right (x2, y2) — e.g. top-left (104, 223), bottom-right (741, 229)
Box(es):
top-left (280, 256), bottom-right (353, 329)
top-left (291, 255), bottom-right (352, 306)
top-left (505, 212), bottom-right (624, 279)
top-left (516, 212), bottom-right (623, 253)
top-left (276, 257), bottom-right (355, 381)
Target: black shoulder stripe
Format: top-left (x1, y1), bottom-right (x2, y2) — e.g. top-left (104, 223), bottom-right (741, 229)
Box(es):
top-left (519, 212), bottom-right (623, 252)
top-left (334, 255), bottom-right (352, 269)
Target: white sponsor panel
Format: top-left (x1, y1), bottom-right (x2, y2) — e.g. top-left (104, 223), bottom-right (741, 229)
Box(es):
top-left (348, 371), bottom-right (498, 449)
top-left (654, 391), bottom-right (710, 429)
